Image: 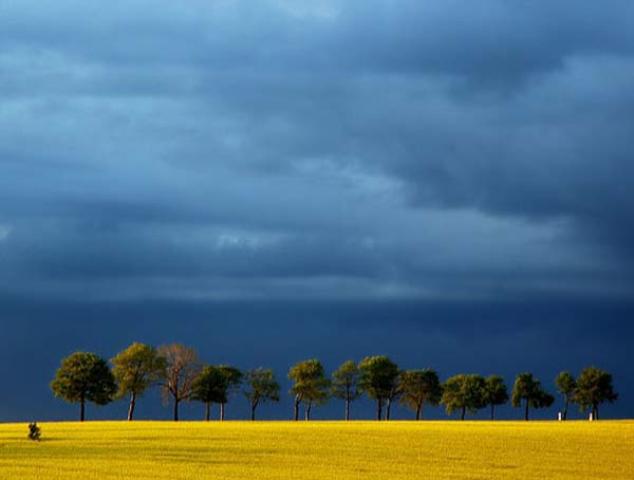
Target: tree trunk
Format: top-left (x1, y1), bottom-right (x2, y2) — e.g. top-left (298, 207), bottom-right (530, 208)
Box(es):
top-left (127, 392), bottom-right (137, 421)
top-left (563, 399), bottom-right (568, 421)
top-left (386, 398), bottom-right (392, 421)
top-left (80, 396), bottom-right (85, 422)
top-left (251, 402), bottom-right (257, 421)
top-left (294, 395), bottom-right (301, 421)
top-left (490, 404), bottom-right (495, 421)
top-left (415, 403), bottom-right (422, 421)
top-left (594, 404), bottom-right (599, 421)
top-left (173, 398), bottom-right (180, 422)
top-left (220, 402), bottom-right (225, 421)
top-left (205, 402), bottom-right (211, 421)
top-left (305, 401), bottom-right (312, 421)
top-left (524, 400), bottom-right (529, 421)
top-left (460, 405), bottom-right (466, 421)
top-left (345, 398), bottom-right (350, 421)
top-left (376, 398), bottom-right (383, 421)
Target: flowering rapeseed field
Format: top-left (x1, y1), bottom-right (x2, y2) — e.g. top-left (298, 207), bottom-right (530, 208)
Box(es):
top-left (0, 421), bottom-right (632, 479)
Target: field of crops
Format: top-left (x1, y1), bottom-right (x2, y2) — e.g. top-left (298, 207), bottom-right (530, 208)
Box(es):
top-left (0, 420), bottom-right (632, 479)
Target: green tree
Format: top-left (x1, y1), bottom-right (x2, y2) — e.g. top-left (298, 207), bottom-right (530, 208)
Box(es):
top-left (244, 368), bottom-right (280, 420)
top-left (192, 365), bottom-right (225, 421)
top-left (398, 369), bottom-right (442, 420)
top-left (217, 365), bottom-right (243, 421)
top-left (441, 374), bottom-right (487, 420)
top-left (484, 375), bottom-right (509, 420)
top-left (358, 355), bottom-right (400, 421)
top-left (191, 365), bottom-right (243, 421)
top-left (157, 343), bottom-right (201, 421)
top-left (288, 359), bottom-right (330, 421)
top-left (575, 367), bottom-right (618, 420)
top-left (554, 371), bottom-right (577, 421)
top-left (331, 360), bottom-right (360, 420)
top-left (111, 342), bottom-right (166, 421)
top-left (51, 352), bottom-right (117, 422)
top-left (511, 372), bottom-right (554, 421)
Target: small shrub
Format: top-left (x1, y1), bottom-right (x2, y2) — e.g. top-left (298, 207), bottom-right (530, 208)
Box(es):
top-left (27, 422), bottom-right (41, 441)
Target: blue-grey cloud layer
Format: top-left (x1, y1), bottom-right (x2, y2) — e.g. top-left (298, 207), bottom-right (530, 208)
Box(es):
top-left (2, 0), bottom-right (633, 301)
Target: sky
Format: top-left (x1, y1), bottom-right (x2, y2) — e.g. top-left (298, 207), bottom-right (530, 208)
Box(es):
top-left (1, 0), bottom-right (633, 421)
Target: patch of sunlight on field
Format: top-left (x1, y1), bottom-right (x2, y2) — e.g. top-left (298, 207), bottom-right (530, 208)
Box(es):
top-left (0, 421), bottom-right (633, 479)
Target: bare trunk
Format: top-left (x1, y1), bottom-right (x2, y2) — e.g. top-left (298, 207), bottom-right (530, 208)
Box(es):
top-left (563, 399), bottom-right (568, 421)
top-left (415, 403), bottom-right (422, 421)
top-left (80, 395), bottom-right (85, 422)
top-left (460, 405), bottom-right (466, 421)
top-left (127, 392), bottom-right (137, 421)
top-left (524, 400), bottom-right (529, 421)
top-left (251, 402), bottom-right (257, 421)
top-left (294, 395), bottom-right (301, 421)
top-left (376, 398), bottom-right (383, 421)
top-left (345, 398), bottom-right (350, 421)
top-left (220, 402), bottom-right (225, 421)
top-left (305, 401), bottom-right (312, 421)
top-left (490, 404), bottom-right (495, 421)
top-left (386, 398), bottom-right (392, 421)
top-left (173, 398), bottom-right (180, 422)
top-left (205, 402), bottom-right (210, 421)
top-left (593, 404), bottom-right (599, 421)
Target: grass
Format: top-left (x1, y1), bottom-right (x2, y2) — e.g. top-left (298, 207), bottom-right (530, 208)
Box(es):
top-left (0, 420), bottom-right (632, 479)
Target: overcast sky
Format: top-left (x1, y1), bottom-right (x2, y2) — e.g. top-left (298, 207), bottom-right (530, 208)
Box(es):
top-left (1, 1), bottom-right (633, 421)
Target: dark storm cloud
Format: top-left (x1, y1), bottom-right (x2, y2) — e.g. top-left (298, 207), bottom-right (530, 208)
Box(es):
top-left (2, 1), bottom-right (634, 300)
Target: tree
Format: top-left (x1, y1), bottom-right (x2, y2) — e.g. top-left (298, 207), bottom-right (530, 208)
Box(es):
top-left (331, 360), bottom-right (361, 420)
top-left (157, 343), bottom-right (201, 421)
top-left (192, 365), bottom-right (225, 421)
top-left (511, 372), bottom-right (554, 421)
top-left (484, 375), bottom-right (509, 420)
top-left (398, 369), bottom-right (442, 420)
top-left (441, 374), bottom-right (487, 420)
top-left (575, 366), bottom-right (618, 420)
top-left (51, 352), bottom-right (117, 422)
top-left (192, 365), bottom-right (242, 421)
top-left (288, 359), bottom-right (330, 420)
top-left (111, 342), bottom-right (166, 421)
top-left (358, 355), bottom-right (400, 421)
top-left (217, 365), bottom-right (243, 421)
top-left (554, 371), bottom-right (577, 421)
top-left (244, 368), bottom-right (280, 420)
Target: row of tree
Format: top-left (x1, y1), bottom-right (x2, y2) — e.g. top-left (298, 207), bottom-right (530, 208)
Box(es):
top-left (50, 343), bottom-right (618, 422)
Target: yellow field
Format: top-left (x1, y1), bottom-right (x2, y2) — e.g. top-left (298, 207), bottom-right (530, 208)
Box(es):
top-left (0, 421), bottom-right (632, 479)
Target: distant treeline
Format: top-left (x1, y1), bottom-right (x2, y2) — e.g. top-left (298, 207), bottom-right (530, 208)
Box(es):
top-left (50, 343), bottom-right (618, 422)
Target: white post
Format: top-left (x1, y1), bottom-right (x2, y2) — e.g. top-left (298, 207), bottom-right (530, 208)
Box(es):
top-left (558, 412), bottom-right (562, 421)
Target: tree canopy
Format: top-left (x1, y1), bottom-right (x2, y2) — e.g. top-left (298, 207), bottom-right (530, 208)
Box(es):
top-left (48, 345), bottom-right (619, 422)
top-left (216, 365), bottom-right (243, 421)
top-left (244, 368), bottom-right (280, 420)
top-left (289, 359), bottom-right (330, 420)
top-left (441, 374), bottom-right (487, 420)
top-left (111, 342), bottom-right (166, 421)
top-left (192, 365), bottom-right (226, 420)
top-left (554, 371), bottom-right (577, 420)
top-left (157, 343), bottom-right (201, 421)
top-left (358, 355), bottom-right (400, 420)
top-left (511, 373), bottom-right (554, 421)
top-left (484, 375), bottom-right (509, 420)
top-left (575, 366), bottom-right (618, 420)
top-left (51, 352), bottom-right (117, 422)
top-left (331, 360), bottom-right (360, 421)
top-left (398, 369), bottom-right (443, 420)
